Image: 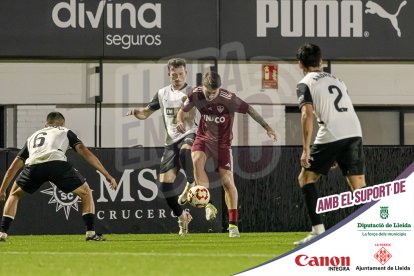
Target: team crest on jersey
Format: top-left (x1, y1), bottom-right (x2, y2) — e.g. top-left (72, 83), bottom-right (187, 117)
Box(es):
top-left (41, 182), bottom-right (81, 220)
top-left (217, 105), bottom-right (224, 113)
top-left (166, 108), bottom-right (175, 115)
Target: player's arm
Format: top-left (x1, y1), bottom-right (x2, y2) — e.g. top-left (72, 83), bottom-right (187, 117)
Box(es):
top-left (0, 143), bottom-right (28, 201)
top-left (126, 106), bottom-right (154, 120)
top-left (300, 103), bottom-right (314, 168)
top-left (74, 143), bottom-right (117, 190)
top-left (126, 92), bottom-right (160, 119)
top-left (247, 105), bottom-right (277, 142)
top-left (177, 94), bottom-right (194, 133)
top-left (296, 82), bottom-right (314, 168)
top-left (176, 109), bottom-right (186, 133)
top-left (0, 158), bottom-right (24, 201)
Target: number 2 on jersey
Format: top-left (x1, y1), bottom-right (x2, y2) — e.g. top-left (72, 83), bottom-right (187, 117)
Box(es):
top-left (328, 85), bottom-right (348, 112)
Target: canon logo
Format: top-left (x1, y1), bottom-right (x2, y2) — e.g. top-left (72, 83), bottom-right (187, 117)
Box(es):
top-left (295, 254), bottom-right (351, 267)
top-left (52, 0), bottom-right (161, 29)
top-left (257, 0), bottom-right (363, 37)
top-left (203, 115), bottom-right (226, 124)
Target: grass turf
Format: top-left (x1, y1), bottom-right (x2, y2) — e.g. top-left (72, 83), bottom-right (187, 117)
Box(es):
top-left (0, 232), bottom-right (304, 276)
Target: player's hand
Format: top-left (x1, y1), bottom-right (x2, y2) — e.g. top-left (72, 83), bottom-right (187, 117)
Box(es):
top-left (0, 191), bottom-right (6, 202)
top-left (300, 150), bottom-right (311, 168)
top-left (107, 177), bottom-right (118, 190)
top-left (177, 121), bottom-right (185, 133)
top-left (266, 128), bottom-right (277, 142)
top-left (125, 109), bottom-right (136, 116)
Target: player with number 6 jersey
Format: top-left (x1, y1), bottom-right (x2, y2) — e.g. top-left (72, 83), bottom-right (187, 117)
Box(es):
top-left (21, 125), bottom-right (82, 165)
top-left (0, 112), bottom-right (117, 242)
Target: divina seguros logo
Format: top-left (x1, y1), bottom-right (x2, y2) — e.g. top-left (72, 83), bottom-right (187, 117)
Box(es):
top-left (257, 0), bottom-right (407, 38)
top-left (51, 0), bottom-right (162, 49)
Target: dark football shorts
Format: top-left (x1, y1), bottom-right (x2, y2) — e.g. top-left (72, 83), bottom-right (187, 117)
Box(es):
top-left (192, 138), bottom-right (232, 171)
top-left (307, 136), bottom-right (365, 176)
top-left (159, 133), bottom-right (196, 174)
top-left (16, 160), bottom-right (86, 194)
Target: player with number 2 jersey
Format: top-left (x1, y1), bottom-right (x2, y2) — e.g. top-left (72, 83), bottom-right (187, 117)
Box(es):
top-left (294, 43), bottom-right (367, 246)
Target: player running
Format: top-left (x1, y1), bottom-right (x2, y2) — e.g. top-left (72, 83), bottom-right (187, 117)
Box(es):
top-left (294, 43), bottom-right (367, 245)
top-left (177, 71), bottom-right (277, 237)
top-left (126, 58), bottom-right (218, 236)
top-left (0, 112), bottom-right (117, 242)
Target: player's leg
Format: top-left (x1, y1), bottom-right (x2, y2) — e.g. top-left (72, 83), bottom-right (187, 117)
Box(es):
top-left (71, 182), bottom-right (104, 241)
top-left (192, 147), bottom-right (218, 221)
top-left (177, 135), bottom-right (196, 205)
top-left (160, 164), bottom-right (192, 236)
top-left (219, 168), bottom-right (240, 238)
top-left (339, 137), bottom-right (367, 192)
top-left (294, 169), bottom-right (324, 245)
top-left (294, 142), bottom-right (336, 245)
top-left (0, 182), bottom-right (27, 241)
top-left (191, 150), bottom-right (209, 187)
top-left (50, 161), bottom-right (103, 241)
top-left (0, 164), bottom-right (42, 241)
top-left (346, 175), bottom-right (366, 191)
top-left (216, 147), bottom-right (239, 237)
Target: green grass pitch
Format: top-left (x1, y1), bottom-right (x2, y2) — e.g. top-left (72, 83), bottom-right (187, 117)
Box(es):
top-left (0, 232), bottom-right (304, 275)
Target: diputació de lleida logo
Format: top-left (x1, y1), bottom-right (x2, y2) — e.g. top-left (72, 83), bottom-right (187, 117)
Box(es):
top-left (380, 206), bottom-right (389, 220)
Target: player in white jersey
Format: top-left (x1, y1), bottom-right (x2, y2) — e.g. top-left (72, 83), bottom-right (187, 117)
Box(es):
top-left (126, 58), bottom-right (217, 236)
top-left (0, 112), bottom-right (117, 242)
top-left (294, 43), bottom-right (367, 245)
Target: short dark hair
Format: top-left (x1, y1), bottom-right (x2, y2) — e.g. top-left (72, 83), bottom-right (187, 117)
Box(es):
top-left (202, 71), bottom-right (221, 90)
top-left (167, 58), bottom-right (186, 71)
top-left (296, 43), bottom-right (322, 68)
top-left (46, 112), bottom-right (65, 124)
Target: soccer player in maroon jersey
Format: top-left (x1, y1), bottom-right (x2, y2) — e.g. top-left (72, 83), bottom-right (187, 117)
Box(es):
top-left (177, 71), bottom-right (277, 237)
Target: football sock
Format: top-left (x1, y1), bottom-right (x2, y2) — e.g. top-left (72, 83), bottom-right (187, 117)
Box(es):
top-left (0, 216), bottom-right (14, 233)
top-left (228, 209), bottom-right (238, 226)
top-left (161, 182), bottom-right (183, 217)
top-left (179, 148), bottom-right (195, 184)
top-left (312, 224), bottom-right (325, 234)
top-left (82, 213), bottom-right (95, 231)
top-left (301, 183), bottom-right (323, 226)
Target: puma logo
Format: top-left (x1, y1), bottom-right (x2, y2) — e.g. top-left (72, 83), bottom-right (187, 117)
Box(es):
top-left (365, 1), bottom-right (407, 37)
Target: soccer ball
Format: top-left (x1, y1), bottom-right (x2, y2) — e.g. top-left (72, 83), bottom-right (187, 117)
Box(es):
top-left (187, 185), bottom-right (210, 208)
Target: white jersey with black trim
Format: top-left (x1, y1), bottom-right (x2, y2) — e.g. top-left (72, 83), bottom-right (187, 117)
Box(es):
top-left (297, 72), bottom-right (362, 144)
top-left (149, 84), bottom-right (199, 145)
top-left (19, 126), bottom-right (82, 165)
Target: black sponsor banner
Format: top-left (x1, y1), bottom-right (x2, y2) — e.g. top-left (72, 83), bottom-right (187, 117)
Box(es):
top-left (2, 146), bottom-right (413, 234)
top-left (0, 0), bottom-right (104, 58)
top-left (1, 0), bottom-right (413, 60)
top-left (5, 148), bottom-right (223, 235)
top-left (0, 0), bottom-right (217, 59)
top-left (220, 0), bottom-right (414, 60)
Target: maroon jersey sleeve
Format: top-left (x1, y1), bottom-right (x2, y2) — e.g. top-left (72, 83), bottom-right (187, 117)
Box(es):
top-left (230, 94), bottom-right (249, 114)
top-left (181, 90), bottom-right (195, 112)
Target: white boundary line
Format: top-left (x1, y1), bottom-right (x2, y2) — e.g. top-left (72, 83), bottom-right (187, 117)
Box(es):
top-left (0, 251), bottom-right (275, 258)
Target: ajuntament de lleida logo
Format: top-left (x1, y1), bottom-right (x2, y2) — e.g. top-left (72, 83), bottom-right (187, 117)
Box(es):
top-left (380, 206), bottom-right (389, 220)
